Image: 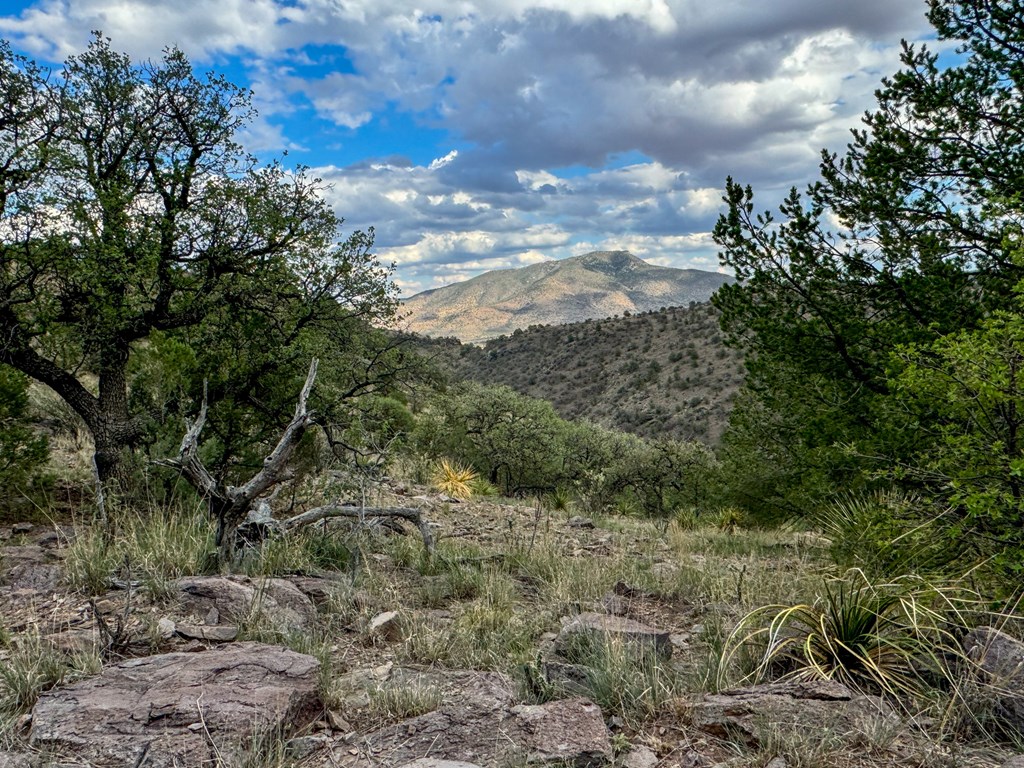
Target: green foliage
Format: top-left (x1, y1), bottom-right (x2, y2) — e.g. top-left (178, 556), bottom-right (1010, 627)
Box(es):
top-left (711, 2), bottom-right (1024, 579)
top-left (410, 383), bottom-right (721, 517)
top-left (0, 366), bottom-right (47, 500)
top-left (0, 36), bottom-right (404, 486)
top-left (887, 312), bottom-right (1024, 583)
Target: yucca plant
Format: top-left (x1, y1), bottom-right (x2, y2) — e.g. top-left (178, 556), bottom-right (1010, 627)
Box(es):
top-left (432, 458), bottom-right (477, 500)
top-left (720, 570), bottom-right (971, 707)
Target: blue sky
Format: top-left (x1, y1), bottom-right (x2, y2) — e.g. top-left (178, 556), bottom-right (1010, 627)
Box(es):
top-left (1, 0), bottom-right (937, 295)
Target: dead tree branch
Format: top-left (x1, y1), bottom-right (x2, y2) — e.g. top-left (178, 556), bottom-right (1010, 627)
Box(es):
top-left (156, 359), bottom-right (320, 559)
top-left (278, 504), bottom-right (435, 555)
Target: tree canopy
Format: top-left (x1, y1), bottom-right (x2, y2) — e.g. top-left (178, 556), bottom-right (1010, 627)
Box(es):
top-left (0, 36), bottom-right (404, 483)
top-left (712, 0), bottom-right (1024, 581)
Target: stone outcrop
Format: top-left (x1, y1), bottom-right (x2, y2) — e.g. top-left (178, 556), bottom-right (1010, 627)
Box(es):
top-left (173, 575), bottom-right (316, 630)
top-left (554, 612), bottom-right (672, 661)
top-left (687, 679), bottom-right (896, 747)
top-left (317, 671), bottom-right (611, 768)
top-left (29, 643), bottom-right (322, 767)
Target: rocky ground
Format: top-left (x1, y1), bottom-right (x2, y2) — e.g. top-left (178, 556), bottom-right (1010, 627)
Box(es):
top-left (1, 488), bottom-right (1022, 768)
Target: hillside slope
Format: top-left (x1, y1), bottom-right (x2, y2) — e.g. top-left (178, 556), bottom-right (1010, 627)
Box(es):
top-left (402, 250), bottom-right (733, 343)
top-left (417, 303), bottom-right (744, 443)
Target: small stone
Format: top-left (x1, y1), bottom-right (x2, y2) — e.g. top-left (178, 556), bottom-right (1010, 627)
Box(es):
top-left (327, 709), bottom-right (352, 732)
top-left (567, 516), bottom-right (595, 529)
top-left (670, 633), bottom-right (690, 648)
top-left (623, 745), bottom-right (658, 768)
top-left (187, 722), bottom-right (204, 732)
top-left (765, 758), bottom-right (788, 768)
top-left (157, 618), bottom-right (176, 639)
top-left (204, 607), bottom-right (220, 625)
top-left (175, 623), bottom-right (238, 642)
top-left (12, 522), bottom-right (33, 535)
top-left (399, 761), bottom-right (484, 768)
top-left (368, 611), bottom-right (401, 640)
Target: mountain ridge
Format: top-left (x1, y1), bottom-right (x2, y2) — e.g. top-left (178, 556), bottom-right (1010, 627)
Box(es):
top-left (401, 250), bottom-right (732, 342)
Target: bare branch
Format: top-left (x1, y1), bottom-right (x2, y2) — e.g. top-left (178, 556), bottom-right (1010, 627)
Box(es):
top-left (279, 504), bottom-right (434, 556)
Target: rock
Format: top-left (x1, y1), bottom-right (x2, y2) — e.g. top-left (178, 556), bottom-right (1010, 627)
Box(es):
top-left (286, 734), bottom-right (332, 759)
top-left (326, 672), bottom-right (610, 768)
top-left (964, 626), bottom-right (1024, 736)
top-left (510, 698), bottom-right (611, 767)
top-left (688, 679), bottom-right (897, 747)
top-left (3, 562), bottom-right (61, 592)
top-left (622, 745), bottom-right (658, 768)
top-left (1001, 757), bottom-right (1024, 768)
top-left (174, 575), bottom-right (316, 630)
top-left (567, 516), bottom-right (595, 529)
top-left (29, 643), bottom-right (322, 767)
top-left (399, 761), bottom-right (483, 768)
top-left (157, 617), bottom-right (177, 639)
top-left (204, 606), bottom-right (220, 625)
top-left (554, 612), bottom-right (671, 661)
top-left (368, 610), bottom-right (402, 640)
top-left (289, 575), bottom-right (349, 605)
top-left (12, 522), bottom-right (33, 535)
top-left (175, 623), bottom-right (239, 642)
top-left (764, 758), bottom-right (788, 768)
top-left (541, 660), bottom-right (591, 697)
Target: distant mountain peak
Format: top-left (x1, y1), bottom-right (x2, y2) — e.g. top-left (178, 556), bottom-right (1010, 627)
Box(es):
top-left (402, 250), bottom-right (732, 343)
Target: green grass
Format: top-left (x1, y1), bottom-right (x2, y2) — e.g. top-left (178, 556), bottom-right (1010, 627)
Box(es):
top-left (63, 504), bottom-right (216, 597)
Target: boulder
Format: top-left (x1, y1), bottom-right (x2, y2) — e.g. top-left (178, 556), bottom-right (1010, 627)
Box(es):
top-left (964, 626), bottom-right (1024, 737)
top-left (318, 673), bottom-right (610, 768)
top-left (688, 680), bottom-right (896, 747)
top-left (511, 698), bottom-right (611, 767)
top-left (554, 612), bottom-right (671, 661)
top-left (29, 642), bottom-right (322, 767)
top-left (173, 575), bottom-right (316, 629)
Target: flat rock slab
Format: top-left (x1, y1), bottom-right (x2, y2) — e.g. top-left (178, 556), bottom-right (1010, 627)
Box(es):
top-left (319, 673), bottom-right (610, 768)
top-left (554, 612), bottom-right (671, 661)
top-left (174, 575), bottom-right (316, 630)
top-left (29, 642), bottom-right (322, 768)
top-left (688, 679), bottom-right (896, 747)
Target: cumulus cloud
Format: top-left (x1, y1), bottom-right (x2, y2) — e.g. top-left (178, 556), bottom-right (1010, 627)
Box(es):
top-left (0, 0), bottom-right (937, 293)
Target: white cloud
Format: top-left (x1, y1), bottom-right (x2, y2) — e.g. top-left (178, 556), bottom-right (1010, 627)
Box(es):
top-left (1, 0), bottom-right (938, 293)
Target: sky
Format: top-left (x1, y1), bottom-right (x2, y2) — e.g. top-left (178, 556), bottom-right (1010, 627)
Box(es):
top-left (0, 0), bottom-right (939, 296)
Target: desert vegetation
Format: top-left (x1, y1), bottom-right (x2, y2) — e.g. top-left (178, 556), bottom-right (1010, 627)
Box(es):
top-left (2, 3), bottom-right (1024, 767)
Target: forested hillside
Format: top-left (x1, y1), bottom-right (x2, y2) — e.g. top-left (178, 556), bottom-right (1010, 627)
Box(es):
top-left (416, 303), bottom-right (744, 443)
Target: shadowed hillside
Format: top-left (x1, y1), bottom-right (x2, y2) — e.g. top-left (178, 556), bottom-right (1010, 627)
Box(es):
top-left (402, 251), bottom-right (733, 343)
top-left (417, 303), bottom-right (745, 443)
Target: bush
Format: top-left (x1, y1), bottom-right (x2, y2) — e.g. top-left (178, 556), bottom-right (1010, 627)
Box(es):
top-left (0, 366), bottom-right (48, 502)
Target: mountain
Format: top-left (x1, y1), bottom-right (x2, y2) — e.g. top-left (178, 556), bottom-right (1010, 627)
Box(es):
top-left (414, 303), bottom-right (744, 444)
top-left (401, 250), bottom-right (733, 342)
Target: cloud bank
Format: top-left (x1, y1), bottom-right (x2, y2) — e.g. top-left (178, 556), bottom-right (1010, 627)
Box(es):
top-left (1, 0), bottom-right (935, 293)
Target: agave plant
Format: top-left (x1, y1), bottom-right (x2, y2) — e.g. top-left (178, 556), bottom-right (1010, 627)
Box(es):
top-left (720, 570), bottom-right (973, 706)
top-left (432, 458), bottom-right (478, 500)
